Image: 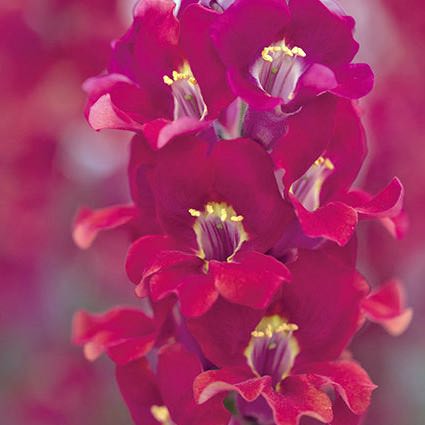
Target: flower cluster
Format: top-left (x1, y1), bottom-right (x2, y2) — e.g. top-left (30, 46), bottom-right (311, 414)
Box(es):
top-left (72, 1), bottom-right (411, 424)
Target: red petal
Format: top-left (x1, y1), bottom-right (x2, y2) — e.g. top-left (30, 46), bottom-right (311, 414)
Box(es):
top-left (344, 177), bottom-right (404, 218)
top-left (83, 74), bottom-right (145, 131)
top-left (273, 94), bottom-right (337, 187)
top-left (212, 0), bottom-right (290, 70)
top-left (212, 251), bottom-right (290, 308)
top-left (177, 272), bottom-right (219, 317)
top-left (303, 360), bottom-right (377, 415)
top-left (211, 138), bottom-right (293, 251)
top-left (292, 197), bottom-right (358, 246)
top-left (180, 4), bottom-right (235, 118)
top-left (158, 344), bottom-right (231, 425)
top-left (287, 0), bottom-right (358, 66)
top-left (362, 279), bottom-right (412, 336)
top-left (331, 63), bottom-right (374, 99)
top-left (321, 100), bottom-right (367, 201)
top-left (115, 359), bottom-right (161, 425)
top-left (278, 249), bottom-right (368, 364)
top-left (194, 366), bottom-right (271, 404)
top-left (187, 297), bottom-right (265, 367)
top-left (262, 374), bottom-right (333, 425)
top-left (72, 308), bottom-right (156, 365)
top-left (73, 204), bottom-right (138, 249)
top-left (125, 235), bottom-right (179, 284)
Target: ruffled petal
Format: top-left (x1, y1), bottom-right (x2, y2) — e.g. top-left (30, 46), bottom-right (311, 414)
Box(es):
top-left (361, 279), bottom-right (412, 336)
top-left (212, 251), bottom-right (291, 309)
top-left (194, 366), bottom-right (271, 404)
top-left (144, 117), bottom-right (211, 150)
top-left (343, 177), bottom-right (404, 219)
top-left (125, 235), bottom-right (180, 285)
top-left (83, 74), bottom-right (145, 131)
top-left (72, 308), bottom-right (156, 365)
top-left (128, 134), bottom-right (158, 214)
top-left (147, 259), bottom-right (217, 317)
top-left (262, 374), bottom-right (333, 425)
top-left (291, 197), bottom-right (358, 246)
top-left (73, 204), bottom-right (139, 249)
top-left (289, 64), bottom-right (337, 108)
top-left (302, 360), bottom-right (377, 416)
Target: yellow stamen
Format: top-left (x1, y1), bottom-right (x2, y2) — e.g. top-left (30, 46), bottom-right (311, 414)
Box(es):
top-left (324, 157), bottom-right (335, 170)
top-left (314, 156), bottom-right (335, 170)
top-left (261, 42), bottom-right (306, 63)
top-left (291, 46), bottom-right (306, 57)
top-left (230, 215), bottom-right (244, 222)
top-left (251, 315), bottom-right (299, 338)
top-left (276, 323), bottom-right (299, 332)
top-left (163, 75), bottom-right (174, 86)
top-left (188, 208), bottom-right (201, 217)
top-left (261, 47), bottom-right (274, 62)
top-left (220, 208), bottom-right (228, 222)
top-left (163, 64), bottom-right (197, 86)
top-left (151, 405), bottom-right (171, 424)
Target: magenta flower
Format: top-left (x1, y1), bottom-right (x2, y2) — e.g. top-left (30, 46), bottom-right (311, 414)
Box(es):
top-left (126, 135), bottom-right (293, 317)
top-left (73, 310), bottom-right (231, 424)
top-left (192, 249), bottom-right (376, 425)
top-left (84, 0), bottom-right (233, 148)
top-left (70, 1), bottom-right (411, 423)
top-left (72, 307), bottom-right (158, 365)
top-left (204, 0), bottom-right (373, 112)
top-left (116, 343), bottom-right (231, 425)
top-left (361, 279), bottom-right (413, 336)
top-left (273, 99), bottom-right (404, 246)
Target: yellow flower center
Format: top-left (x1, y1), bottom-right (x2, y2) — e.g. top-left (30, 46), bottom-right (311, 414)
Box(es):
top-left (188, 202), bottom-right (248, 262)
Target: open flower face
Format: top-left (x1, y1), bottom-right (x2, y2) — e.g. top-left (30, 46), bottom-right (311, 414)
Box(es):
top-left (192, 249), bottom-right (375, 425)
top-left (126, 135), bottom-right (294, 317)
top-left (204, 0), bottom-right (373, 112)
top-left (70, 0), bottom-right (409, 424)
top-left (188, 202), bottom-right (247, 262)
top-left (245, 316), bottom-right (300, 388)
top-left (83, 0), bottom-right (234, 143)
top-left (271, 99), bottom-right (404, 247)
top-left (163, 64), bottom-right (208, 121)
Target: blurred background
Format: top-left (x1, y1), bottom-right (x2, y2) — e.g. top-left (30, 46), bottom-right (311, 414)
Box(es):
top-left (0, 0), bottom-right (423, 424)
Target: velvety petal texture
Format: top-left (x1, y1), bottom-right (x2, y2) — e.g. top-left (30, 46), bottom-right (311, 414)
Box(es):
top-left (72, 308), bottom-right (156, 365)
top-left (72, 1), bottom-right (407, 423)
top-left (210, 0), bottom-right (373, 110)
top-left (73, 204), bottom-right (139, 249)
top-left (279, 249), bottom-right (369, 365)
top-left (361, 279), bottom-right (413, 336)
